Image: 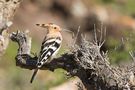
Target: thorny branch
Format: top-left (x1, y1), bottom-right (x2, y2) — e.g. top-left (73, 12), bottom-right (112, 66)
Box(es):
top-left (1, 0), bottom-right (135, 90)
top-left (10, 30), bottom-right (135, 90)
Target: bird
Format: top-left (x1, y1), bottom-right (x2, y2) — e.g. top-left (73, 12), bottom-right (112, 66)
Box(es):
top-left (30, 23), bottom-right (63, 83)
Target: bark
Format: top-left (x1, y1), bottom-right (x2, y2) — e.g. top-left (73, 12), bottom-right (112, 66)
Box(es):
top-left (10, 30), bottom-right (135, 90)
top-left (0, 0), bottom-right (21, 55)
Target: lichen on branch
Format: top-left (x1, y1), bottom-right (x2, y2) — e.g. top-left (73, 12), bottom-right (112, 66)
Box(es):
top-left (0, 0), bottom-right (21, 55)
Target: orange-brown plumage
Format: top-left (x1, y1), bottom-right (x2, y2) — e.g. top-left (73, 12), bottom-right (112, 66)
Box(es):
top-left (30, 23), bottom-right (63, 83)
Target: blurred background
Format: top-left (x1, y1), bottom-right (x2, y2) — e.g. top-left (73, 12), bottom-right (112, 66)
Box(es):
top-left (1, 0), bottom-right (135, 90)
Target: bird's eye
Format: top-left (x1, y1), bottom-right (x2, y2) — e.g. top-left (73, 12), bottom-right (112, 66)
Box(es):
top-left (54, 27), bottom-right (57, 29)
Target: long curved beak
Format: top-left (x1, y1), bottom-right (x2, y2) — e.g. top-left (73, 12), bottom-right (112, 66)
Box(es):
top-left (36, 24), bottom-right (49, 28)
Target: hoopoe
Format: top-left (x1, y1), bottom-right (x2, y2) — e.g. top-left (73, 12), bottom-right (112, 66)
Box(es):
top-left (30, 23), bottom-right (63, 83)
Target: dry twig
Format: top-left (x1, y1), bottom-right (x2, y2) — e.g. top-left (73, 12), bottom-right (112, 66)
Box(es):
top-left (10, 30), bottom-right (135, 90)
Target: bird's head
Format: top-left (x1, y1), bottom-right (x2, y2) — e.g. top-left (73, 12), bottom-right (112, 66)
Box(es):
top-left (36, 23), bottom-right (61, 33)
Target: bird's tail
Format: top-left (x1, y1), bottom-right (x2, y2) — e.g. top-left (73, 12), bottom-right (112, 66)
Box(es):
top-left (30, 68), bottom-right (38, 83)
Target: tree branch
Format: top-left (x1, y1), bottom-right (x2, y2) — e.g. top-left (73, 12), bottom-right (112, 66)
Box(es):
top-left (0, 0), bottom-right (21, 55)
top-left (10, 30), bottom-right (135, 90)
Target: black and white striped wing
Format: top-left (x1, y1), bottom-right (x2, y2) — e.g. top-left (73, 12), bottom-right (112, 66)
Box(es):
top-left (37, 37), bottom-right (62, 68)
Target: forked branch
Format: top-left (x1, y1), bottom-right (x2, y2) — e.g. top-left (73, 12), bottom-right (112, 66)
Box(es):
top-left (10, 30), bottom-right (135, 90)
